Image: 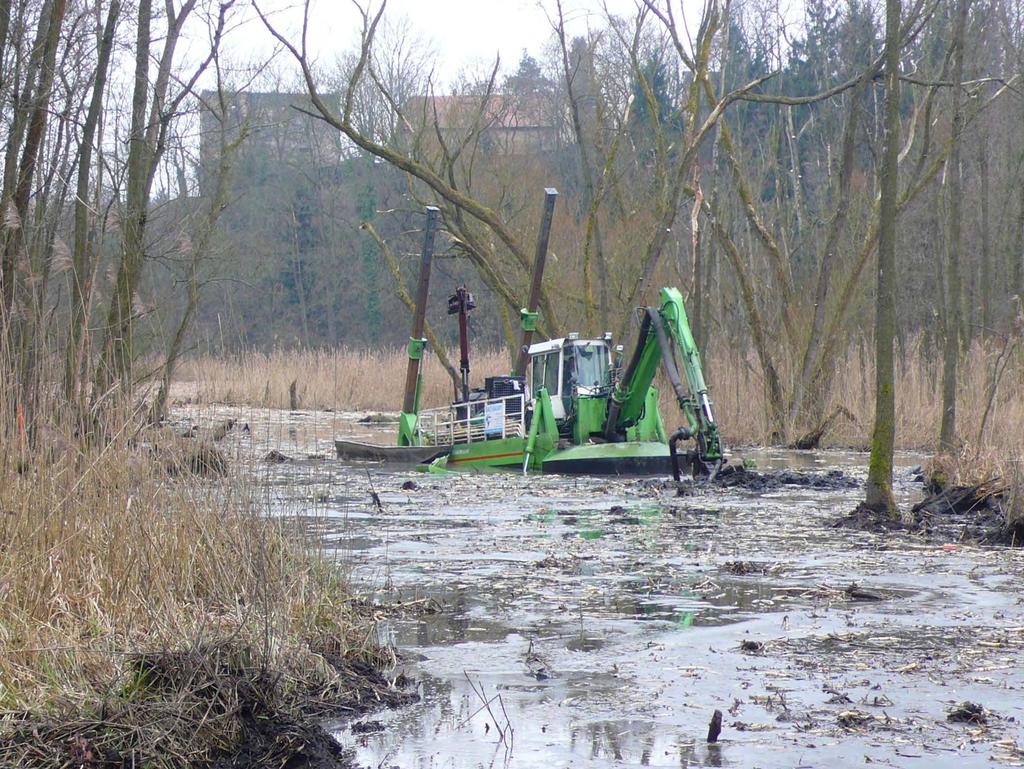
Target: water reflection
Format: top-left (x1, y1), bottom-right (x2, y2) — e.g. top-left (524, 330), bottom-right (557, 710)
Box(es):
top-left (347, 674), bottom-right (733, 769)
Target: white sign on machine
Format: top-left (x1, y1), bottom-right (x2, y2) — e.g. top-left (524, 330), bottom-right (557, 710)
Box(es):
top-left (484, 401), bottom-right (505, 437)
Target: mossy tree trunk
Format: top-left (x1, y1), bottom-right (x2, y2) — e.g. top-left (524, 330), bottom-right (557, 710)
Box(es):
top-left (864, 0), bottom-right (902, 517)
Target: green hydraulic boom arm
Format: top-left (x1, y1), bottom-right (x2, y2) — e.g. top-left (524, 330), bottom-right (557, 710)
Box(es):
top-left (603, 287), bottom-right (723, 478)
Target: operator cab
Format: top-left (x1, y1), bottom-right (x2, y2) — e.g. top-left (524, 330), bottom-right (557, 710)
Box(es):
top-left (527, 334), bottom-right (612, 420)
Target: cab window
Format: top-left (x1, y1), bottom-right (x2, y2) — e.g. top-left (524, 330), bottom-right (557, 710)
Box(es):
top-left (574, 344), bottom-right (609, 388)
top-left (531, 355), bottom-right (545, 395)
top-left (562, 346), bottom-right (576, 392)
top-left (543, 351), bottom-right (560, 395)
top-left (531, 351), bottom-right (562, 396)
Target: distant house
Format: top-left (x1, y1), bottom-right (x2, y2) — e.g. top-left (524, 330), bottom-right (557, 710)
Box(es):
top-left (198, 91), bottom-right (343, 195)
top-left (405, 94), bottom-right (559, 155)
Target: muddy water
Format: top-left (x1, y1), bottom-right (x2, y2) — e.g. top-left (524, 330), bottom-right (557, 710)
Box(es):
top-left (175, 406), bottom-right (1024, 769)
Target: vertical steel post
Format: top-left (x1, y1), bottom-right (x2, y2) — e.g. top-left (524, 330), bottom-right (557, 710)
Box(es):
top-left (401, 206), bottom-right (440, 416)
top-left (454, 287), bottom-right (472, 402)
top-left (513, 188), bottom-right (558, 377)
top-left (446, 286), bottom-right (475, 405)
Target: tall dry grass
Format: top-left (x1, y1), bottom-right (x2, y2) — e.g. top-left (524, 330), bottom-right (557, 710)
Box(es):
top-left (0, 373), bottom-right (377, 766)
top-left (176, 346), bottom-right (512, 412)
top-left (692, 336), bottom-right (1024, 453)
top-left (176, 339), bottom-right (1024, 454)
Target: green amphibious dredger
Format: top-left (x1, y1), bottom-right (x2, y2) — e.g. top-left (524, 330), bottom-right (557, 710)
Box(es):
top-left (334, 189), bottom-right (725, 479)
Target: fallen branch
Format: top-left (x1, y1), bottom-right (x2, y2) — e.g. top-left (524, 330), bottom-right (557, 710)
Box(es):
top-left (792, 406), bottom-right (856, 450)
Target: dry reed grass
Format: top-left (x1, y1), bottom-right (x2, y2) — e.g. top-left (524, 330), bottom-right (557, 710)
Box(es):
top-left (176, 339), bottom-right (1024, 454)
top-left (175, 347), bottom-right (512, 412)
top-left (0, 380), bottom-right (382, 766)
top-left (696, 336), bottom-right (1024, 453)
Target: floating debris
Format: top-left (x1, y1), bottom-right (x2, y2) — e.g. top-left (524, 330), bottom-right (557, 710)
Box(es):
top-left (845, 583), bottom-right (885, 602)
top-left (351, 720), bottom-right (385, 734)
top-left (837, 710), bottom-right (873, 728)
top-left (947, 701), bottom-right (988, 724)
top-left (524, 640), bottom-right (551, 681)
top-left (724, 560), bottom-right (773, 575)
top-left (730, 721), bottom-right (774, 732)
top-left (358, 413), bottom-right (398, 424)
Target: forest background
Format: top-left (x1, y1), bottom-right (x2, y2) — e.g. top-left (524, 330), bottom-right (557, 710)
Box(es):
top-left (1, 0), bottom-right (1022, 452)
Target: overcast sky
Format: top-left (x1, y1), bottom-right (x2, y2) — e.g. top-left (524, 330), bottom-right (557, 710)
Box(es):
top-left (235, 0), bottom-right (654, 86)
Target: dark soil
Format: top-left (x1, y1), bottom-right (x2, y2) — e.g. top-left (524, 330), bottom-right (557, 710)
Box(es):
top-left (832, 502), bottom-right (917, 534)
top-left (650, 466), bottom-right (861, 498)
top-left (224, 654), bottom-right (416, 769)
top-left (913, 484), bottom-right (1012, 544)
top-left (989, 518), bottom-right (1024, 546)
top-left (0, 643), bottom-right (417, 769)
top-left (211, 708), bottom-right (351, 769)
top-left (710, 465), bottom-right (861, 491)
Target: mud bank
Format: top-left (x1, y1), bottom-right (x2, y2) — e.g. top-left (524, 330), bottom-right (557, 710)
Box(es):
top-left (835, 471), bottom-right (1019, 545)
top-left (0, 641), bottom-right (415, 769)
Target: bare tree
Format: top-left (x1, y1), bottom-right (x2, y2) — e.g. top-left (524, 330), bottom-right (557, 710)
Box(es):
top-left (66, 0), bottom-right (121, 403)
top-left (1, 0), bottom-right (68, 322)
top-left (149, 84), bottom-right (247, 422)
top-left (96, 0), bottom-right (231, 394)
top-left (939, 0), bottom-right (971, 452)
top-left (258, 0), bottom-right (779, 361)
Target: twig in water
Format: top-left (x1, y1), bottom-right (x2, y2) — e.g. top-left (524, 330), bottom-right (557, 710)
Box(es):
top-left (462, 672), bottom-right (514, 751)
top-left (366, 470), bottom-right (384, 512)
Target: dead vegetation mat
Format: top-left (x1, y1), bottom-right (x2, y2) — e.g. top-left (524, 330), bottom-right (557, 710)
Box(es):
top-left (0, 640), bottom-right (416, 769)
top-left (684, 461), bottom-right (1020, 545)
top-left (834, 479), bottom-right (1021, 545)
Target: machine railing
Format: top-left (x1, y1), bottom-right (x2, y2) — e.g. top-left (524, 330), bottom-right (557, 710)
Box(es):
top-left (416, 393), bottom-right (526, 446)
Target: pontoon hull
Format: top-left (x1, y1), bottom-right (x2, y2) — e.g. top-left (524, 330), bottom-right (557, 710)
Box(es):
top-left (540, 442), bottom-right (678, 475)
top-left (334, 439), bottom-right (448, 464)
top-left (424, 439), bottom-right (687, 476)
top-left (440, 437), bottom-right (526, 469)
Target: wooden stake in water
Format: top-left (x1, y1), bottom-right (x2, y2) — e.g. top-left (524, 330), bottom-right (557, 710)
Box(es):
top-left (402, 207), bottom-right (440, 416)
